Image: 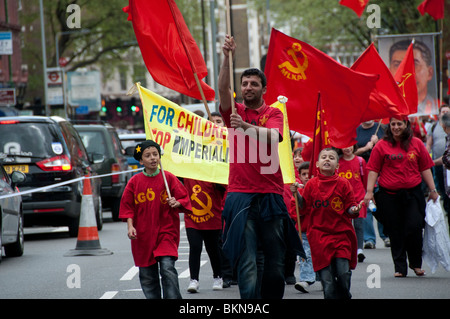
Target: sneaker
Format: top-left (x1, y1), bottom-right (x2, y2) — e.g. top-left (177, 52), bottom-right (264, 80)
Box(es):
top-left (294, 281), bottom-right (309, 293)
top-left (384, 238), bottom-right (391, 247)
top-left (364, 241), bottom-right (376, 249)
top-left (213, 277), bottom-right (223, 290)
top-left (187, 279), bottom-right (199, 293)
top-left (358, 252), bottom-right (366, 262)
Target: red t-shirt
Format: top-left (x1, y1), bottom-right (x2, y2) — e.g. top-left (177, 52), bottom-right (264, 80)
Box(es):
top-left (337, 156), bottom-right (368, 218)
top-left (300, 173), bottom-right (358, 271)
top-left (119, 171), bottom-right (192, 267)
top-left (183, 178), bottom-right (225, 230)
top-left (220, 101), bottom-right (285, 195)
top-left (367, 137), bottom-right (434, 190)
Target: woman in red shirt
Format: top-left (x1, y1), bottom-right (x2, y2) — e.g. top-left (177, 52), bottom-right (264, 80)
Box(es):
top-left (364, 117), bottom-right (438, 277)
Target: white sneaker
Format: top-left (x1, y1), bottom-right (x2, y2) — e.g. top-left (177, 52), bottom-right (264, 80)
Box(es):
top-left (294, 281), bottom-right (309, 293)
top-left (212, 277), bottom-right (223, 290)
top-left (187, 279), bottom-right (199, 293)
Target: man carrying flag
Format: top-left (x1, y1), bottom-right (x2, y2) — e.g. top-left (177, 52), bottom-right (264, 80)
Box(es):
top-left (219, 35), bottom-right (304, 299)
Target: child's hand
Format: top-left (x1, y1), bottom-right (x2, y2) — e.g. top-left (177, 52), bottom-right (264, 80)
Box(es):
top-left (168, 197), bottom-right (181, 208)
top-left (128, 225), bottom-right (137, 240)
top-left (290, 182), bottom-right (304, 193)
top-left (348, 201), bottom-right (363, 215)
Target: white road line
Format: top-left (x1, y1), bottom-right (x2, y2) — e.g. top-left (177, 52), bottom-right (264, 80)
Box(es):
top-left (100, 291), bottom-right (118, 299)
top-left (120, 266), bottom-right (139, 281)
top-left (178, 260), bottom-right (207, 278)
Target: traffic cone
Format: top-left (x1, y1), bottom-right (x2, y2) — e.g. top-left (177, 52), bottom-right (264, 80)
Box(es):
top-left (65, 177), bottom-right (112, 256)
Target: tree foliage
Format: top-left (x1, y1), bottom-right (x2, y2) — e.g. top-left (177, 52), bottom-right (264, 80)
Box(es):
top-left (250, 0), bottom-right (438, 51)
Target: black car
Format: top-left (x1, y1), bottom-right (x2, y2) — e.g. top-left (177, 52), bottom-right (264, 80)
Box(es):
top-left (74, 122), bottom-right (131, 221)
top-left (0, 116), bottom-right (103, 237)
top-left (0, 164), bottom-right (26, 262)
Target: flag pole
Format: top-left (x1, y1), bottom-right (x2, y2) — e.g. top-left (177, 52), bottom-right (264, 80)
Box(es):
top-left (226, 0), bottom-right (236, 114)
top-left (279, 96), bottom-right (303, 242)
top-left (134, 83), bottom-right (172, 198)
top-left (166, 0), bottom-right (213, 121)
top-left (308, 92), bottom-right (321, 179)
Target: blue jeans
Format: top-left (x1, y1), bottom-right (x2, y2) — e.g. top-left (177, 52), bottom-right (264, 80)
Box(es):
top-left (299, 233), bottom-right (316, 283)
top-left (318, 258), bottom-right (352, 299)
top-left (237, 199), bottom-right (286, 299)
top-left (139, 256), bottom-right (182, 299)
top-left (364, 208), bottom-right (387, 243)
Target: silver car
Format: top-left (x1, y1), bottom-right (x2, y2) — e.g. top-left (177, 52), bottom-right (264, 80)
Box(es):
top-left (0, 164), bottom-right (26, 262)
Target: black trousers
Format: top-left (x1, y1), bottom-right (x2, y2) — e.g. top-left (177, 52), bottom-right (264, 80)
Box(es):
top-left (375, 185), bottom-right (425, 275)
top-left (186, 228), bottom-right (222, 280)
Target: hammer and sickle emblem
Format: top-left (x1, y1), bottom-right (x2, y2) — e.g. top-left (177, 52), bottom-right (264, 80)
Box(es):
top-left (397, 73), bottom-right (413, 98)
top-left (331, 196), bottom-right (344, 212)
top-left (191, 185), bottom-right (214, 218)
top-left (278, 42), bottom-right (308, 80)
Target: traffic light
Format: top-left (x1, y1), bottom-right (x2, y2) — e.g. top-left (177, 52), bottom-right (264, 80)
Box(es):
top-left (116, 106), bottom-right (122, 113)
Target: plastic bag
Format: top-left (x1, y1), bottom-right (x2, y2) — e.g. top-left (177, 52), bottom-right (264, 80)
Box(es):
top-left (422, 197), bottom-right (450, 273)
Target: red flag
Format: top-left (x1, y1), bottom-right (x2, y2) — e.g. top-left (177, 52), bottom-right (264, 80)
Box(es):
top-left (417, 0), bottom-right (444, 20)
top-left (351, 43), bottom-right (409, 121)
top-left (123, 0), bottom-right (215, 101)
top-left (393, 41), bottom-right (418, 115)
top-left (308, 94), bottom-right (331, 178)
top-left (264, 28), bottom-right (378, 149)
top-left (339, 0), bottom-right (370, 18)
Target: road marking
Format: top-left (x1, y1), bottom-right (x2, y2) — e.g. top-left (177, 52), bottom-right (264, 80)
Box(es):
top-left (120, 266), bottom-right (139, 281)
top-left (100, 291), bottom-right (118, 299)
top-left (178, 260), bottom-right (207, 278)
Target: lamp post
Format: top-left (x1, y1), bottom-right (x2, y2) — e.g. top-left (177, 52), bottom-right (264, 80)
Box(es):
top-left (54, 29), bottom-right (90, 118)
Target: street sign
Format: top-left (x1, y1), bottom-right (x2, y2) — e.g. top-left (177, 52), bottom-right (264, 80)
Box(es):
top-left (75, 105), bottom-right (89, 114)
top-left (0, 32), bottom-right (13, 55)
top-left (67, 71), bottom-right (101, 112)
top-left (0, 88), bottom-right (15, 106)
top-left (59, 57), bottom-right (68, 67)
top-left (46, 67), bottom-right (64, 105)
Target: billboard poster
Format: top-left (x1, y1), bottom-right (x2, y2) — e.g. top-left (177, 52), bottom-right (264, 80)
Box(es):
top-left (378, 33), bottom-right (439, 117)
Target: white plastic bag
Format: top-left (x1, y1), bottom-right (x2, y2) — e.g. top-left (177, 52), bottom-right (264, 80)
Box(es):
top-left (422, 197), bottom-right (450, 273)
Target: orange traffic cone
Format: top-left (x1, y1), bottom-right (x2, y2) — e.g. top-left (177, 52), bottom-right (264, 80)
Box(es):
top-left (65, 177), bottom-right (112, 256)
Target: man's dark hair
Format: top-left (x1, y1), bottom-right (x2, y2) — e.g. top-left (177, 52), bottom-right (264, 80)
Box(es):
top-left (389, 39), bottom-right (432, 66)
top-left (241, 68), bottom-right (267, 88)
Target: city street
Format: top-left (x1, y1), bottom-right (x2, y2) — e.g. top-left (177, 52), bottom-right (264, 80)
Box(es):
top-left (1, 211), bottom-right (449, 302)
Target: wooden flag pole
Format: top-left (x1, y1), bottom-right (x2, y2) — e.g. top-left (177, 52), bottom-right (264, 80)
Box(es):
top-left (226, 0), bottom-right (236, 114)
top-left (167, 0), bottom-right (213, 121)
top-left (134, 82), bottom-right (172, 198)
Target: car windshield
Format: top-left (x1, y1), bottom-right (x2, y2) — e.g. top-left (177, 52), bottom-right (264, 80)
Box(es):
top-left (0, 122), bottom-right (63, 163)
top-left (78, 131), bottom-right (107, 155)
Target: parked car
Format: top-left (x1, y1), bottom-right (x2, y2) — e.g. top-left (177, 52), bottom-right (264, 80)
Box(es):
top-left (74, 122), bottom-right (131, 221)
top-left (0, 116), bottom-right (103, 237)
top-left (0, 164), bottom-right (26, 262)
top-left (119, 133), bottom-right (146, 174)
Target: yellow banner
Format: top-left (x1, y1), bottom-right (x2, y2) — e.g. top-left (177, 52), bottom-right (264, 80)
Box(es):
top-left (137, 84), bottom-right (295, 185)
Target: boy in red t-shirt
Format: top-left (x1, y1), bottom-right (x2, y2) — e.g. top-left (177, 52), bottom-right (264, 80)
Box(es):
top-left (298, 148), bottom-right (361, 299)
top-left (337, 145), bottom-right (368, 263)
top-left (119, 140), bottom-right (192, 299)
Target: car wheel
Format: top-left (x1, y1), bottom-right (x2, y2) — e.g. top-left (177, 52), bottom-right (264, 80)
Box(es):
top-left (4, 211), bottom-right (24, 258)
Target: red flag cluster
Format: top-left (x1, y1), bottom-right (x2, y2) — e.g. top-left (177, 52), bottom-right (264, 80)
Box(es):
top-left (123, 0), bottom-right (215, 101)
top-left (264, 28), bottom-right (416, 169)
top-left (264, 29), bottom-right (380, 149)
